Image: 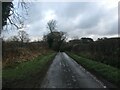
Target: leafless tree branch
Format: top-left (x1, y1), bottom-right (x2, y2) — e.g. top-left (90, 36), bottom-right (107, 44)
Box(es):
top-left (8, 17), bottom-right (19, 29)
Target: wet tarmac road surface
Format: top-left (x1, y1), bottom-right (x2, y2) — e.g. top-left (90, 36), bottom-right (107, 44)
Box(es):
top-left (41, 52), bottom-right (106, 88)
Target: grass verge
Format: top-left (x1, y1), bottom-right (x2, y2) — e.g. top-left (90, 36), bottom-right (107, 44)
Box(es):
top-left (67, 52), bottom-right (120, 87)
top-left (3, 52), bottom-right (56, 88)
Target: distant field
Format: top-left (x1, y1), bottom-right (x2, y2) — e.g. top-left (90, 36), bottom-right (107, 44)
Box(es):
top-left (3, 52), bottom-right (56, 88)
top-left (67, 52), bottom-right (120, 87)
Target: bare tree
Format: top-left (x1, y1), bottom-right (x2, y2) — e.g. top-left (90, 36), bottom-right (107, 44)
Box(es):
top-left (47, 20), bottom-right (57, 33)
top-left (7, 35), bottom-right (19, 42)
top-left (18, 30), bottom-right (29, 44)
top-left (45, 20), bottom-right (57, 48)
top-left (45, 20), bottom-right (67, 51)
top-left (1, 0), bottom-right (29, 34)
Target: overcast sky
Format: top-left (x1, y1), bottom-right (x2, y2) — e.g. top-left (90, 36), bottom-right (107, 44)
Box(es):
top-left (2, 0), bottom-right (119, 41)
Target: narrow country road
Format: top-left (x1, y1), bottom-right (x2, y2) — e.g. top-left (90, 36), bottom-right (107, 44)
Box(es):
top-left (40, 52), bottom-right (106, 88)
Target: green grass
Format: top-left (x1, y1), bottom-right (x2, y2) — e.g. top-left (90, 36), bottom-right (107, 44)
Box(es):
top-left (3, 52), bottom-right (56, 88)
top-left (67, 52), bottom-right (120, 86)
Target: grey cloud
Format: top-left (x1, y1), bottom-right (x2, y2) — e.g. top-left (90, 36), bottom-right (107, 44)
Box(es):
top-left (104, 21), bottom-right (118, 35)
top-left (3, 2), bottom-right (117, 41)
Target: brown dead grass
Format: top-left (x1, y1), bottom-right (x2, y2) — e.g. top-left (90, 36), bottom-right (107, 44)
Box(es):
top-left (3, 45), bottom-right (52, 68)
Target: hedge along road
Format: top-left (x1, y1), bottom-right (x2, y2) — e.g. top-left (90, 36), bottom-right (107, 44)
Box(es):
top-left (40, 52), bottom-right (107, 88)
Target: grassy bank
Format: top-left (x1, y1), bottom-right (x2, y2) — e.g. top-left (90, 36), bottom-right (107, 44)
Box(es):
top-left (67, 52), bottom-right (120, 87)
top-left (3, 52), bottom-right (56, 88)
